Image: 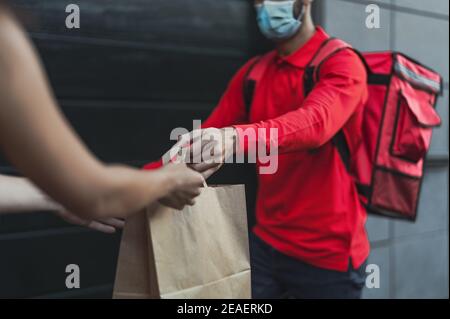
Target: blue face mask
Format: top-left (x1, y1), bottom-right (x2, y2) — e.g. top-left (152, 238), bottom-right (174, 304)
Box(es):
top-left (255, 1), bottom-right (304, 41)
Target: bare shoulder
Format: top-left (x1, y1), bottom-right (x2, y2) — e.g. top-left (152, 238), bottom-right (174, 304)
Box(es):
top-left (0, 8), bottom-right (21, 64)
top-left (0, 7), bottom-right (26, 48)
top-left (0, 5), bottom-right (15, 32)
top-left (0, 8), bottom-right (38, 86)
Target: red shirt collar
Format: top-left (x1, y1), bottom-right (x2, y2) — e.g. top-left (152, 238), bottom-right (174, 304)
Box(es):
top-left (277, 26), bottom-right (330, 68)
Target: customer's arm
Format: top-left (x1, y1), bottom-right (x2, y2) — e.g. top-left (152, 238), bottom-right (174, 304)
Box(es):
top-left (0, 9), bottom-right (203, 219)
top-left (0, 174), bottom-right (127, 233)
top-left (0, 174), bottom-right (61, 213)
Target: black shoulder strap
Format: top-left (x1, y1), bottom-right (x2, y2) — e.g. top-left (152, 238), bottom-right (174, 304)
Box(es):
top-left (303, 38), bottom-right (354, 171)
top-left (243, 53), bottom-right (275, 116)
top-left (303, 37), bottom-right (353, 97)
top-left (243, 57), bottom-right (262, 115)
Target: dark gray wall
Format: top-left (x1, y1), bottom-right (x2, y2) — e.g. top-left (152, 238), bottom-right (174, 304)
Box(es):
top-left (0, 0), bottom-right (262, 298)
top-left (321, 0), bottom-right (449, 299)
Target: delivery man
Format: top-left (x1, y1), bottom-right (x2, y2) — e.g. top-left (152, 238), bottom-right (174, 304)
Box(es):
top-left (148, 0), bottom-right (370, 299)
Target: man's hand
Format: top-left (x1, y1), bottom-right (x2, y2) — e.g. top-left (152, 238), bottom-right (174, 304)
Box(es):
top-left (165, 127), bottom-right (238, 179)
top-left (157, 128), bottom-right (238, 209)
top-left (54, 209), bottom-right (125, 234)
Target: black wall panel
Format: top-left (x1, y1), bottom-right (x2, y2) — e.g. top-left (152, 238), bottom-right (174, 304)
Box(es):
top-left (13, 0), bottom-right (255, 101)
top-left (1, 0), bottom-right (261, 298)
top-left (0, 227), bottom-right (121, 298)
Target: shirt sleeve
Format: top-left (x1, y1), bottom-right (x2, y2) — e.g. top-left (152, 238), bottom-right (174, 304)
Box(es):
top-left (234, 49), bottom-right (368, 154)
top-left (143, 158), bottom-right (164, 170)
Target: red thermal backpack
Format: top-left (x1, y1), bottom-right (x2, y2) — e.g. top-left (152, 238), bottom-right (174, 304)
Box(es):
top-left (243, 38), bottom-right (443, 221)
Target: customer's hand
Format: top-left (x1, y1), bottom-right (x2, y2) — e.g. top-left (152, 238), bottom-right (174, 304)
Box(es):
top-left (158, 163), bottom-right (205, 210)
top-left (54, 209), bottom-right (125, 234)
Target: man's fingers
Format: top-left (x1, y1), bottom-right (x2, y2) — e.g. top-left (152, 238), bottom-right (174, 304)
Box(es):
top-left (163, 132), bottom-right (196, 164)
top-left (190, 129), bottom-right (203, 144)
top-left (189, 137), bottom-right (205, 163)
top-left (163, 130), bottom-right (207, 165)
top-left (162, 142), bottom-right (186, 164)
top-left (201, 140), bottom-right (223, 161)
top-left (169, 129), bottom-right (225, 165)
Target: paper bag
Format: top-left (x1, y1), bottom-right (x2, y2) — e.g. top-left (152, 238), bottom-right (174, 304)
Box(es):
top-left (113, 185), bottom-right (251, 299)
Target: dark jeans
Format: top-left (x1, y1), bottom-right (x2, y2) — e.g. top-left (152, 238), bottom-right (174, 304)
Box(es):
top-left (250, 233), bottom-right (367, 299)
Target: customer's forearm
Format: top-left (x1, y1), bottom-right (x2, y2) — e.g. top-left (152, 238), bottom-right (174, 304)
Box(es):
top-left (0, 175), bottom-right (61, 213)
top-left (0, 167), bottom-right (170, 218)
top-left (70, 165), bottom-right (175, 220)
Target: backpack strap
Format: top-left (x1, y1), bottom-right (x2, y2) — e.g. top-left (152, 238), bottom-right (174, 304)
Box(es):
top-left (304, 38), bottom-right (354, 171)
top-left (243, 53), bottom-right (275, 115)
top-left (304, 37), bottom-right (353, 96)
top-left (244, 38), bottom-right (354, 115)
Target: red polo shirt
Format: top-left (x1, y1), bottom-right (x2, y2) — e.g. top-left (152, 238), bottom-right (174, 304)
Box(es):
top-left (145, 27), bottom-right (370, 271)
